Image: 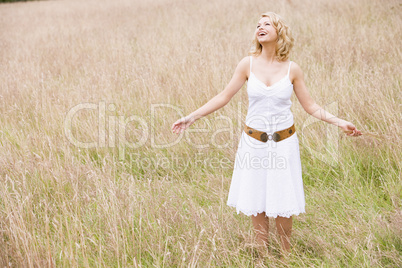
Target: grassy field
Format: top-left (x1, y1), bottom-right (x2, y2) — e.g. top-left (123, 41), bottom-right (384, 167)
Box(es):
top-left (0, 0), bottom-right (401, 266)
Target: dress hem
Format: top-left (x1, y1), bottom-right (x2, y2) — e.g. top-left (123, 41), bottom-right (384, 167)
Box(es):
top-left (227, 203), bottom-right (305, 218)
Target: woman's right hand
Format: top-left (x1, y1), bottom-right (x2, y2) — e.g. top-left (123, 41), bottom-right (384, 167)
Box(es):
top-left (171, 115), bottom-right (196, 134)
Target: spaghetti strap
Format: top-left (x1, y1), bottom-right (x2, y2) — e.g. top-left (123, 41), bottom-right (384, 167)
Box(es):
top-left (287, 61), bottom-right (292, 76)
top-left (249, 56), bottom-right (253, 74)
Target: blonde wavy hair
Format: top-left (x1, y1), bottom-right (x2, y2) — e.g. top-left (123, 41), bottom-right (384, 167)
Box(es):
top-left (249, 12), bottom-right (294, 61)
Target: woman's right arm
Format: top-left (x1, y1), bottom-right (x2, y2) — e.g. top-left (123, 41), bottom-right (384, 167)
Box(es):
top-left (171, 56), bottom-right (249, 134)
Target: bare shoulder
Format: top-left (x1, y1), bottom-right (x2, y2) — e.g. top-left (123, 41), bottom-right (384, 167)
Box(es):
top-left (235, 56), bottom-right (251, 78)
top-left (238, 56), bottom-right (250, 70)
top-left (289, 61), bottom-right (304, 83)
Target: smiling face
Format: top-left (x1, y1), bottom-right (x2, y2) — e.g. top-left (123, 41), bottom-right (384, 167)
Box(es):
top-left (255, 17), bottom-right (278, 44)
top-left (249, 12), bottom-right (294, 61)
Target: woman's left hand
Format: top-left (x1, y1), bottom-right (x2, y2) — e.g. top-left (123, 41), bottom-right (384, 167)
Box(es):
top-left (338, 120), bottom-right (362, 137)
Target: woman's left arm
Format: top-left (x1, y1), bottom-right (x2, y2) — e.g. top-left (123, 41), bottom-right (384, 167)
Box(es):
top-left (291, 62), bottom-right (362, 137)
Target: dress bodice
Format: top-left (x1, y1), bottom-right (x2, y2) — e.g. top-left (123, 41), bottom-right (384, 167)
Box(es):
top-left (245, 56), bottom-right (294, 133)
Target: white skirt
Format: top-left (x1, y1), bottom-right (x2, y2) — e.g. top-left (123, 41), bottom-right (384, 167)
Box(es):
top-left (226, 131), bottom-right (306, 218)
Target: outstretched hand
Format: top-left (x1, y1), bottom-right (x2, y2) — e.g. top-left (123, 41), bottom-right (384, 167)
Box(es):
top-left (171, 115), bottom-right (196, 134)
top-left (338, 120), bottom-right (362, 137)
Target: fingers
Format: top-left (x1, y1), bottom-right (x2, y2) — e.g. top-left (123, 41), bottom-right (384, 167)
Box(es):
top-left (172, 125), bottom-right (185, 134)
top-left (171, 120), bottom-right (188, 134)
top-left (347, 129), bottom-right (356, 136)
top-left (171, 117), bottom-right (186, 134)
top-left (346, 128), bottom-right (362, 137)
top-left (343, 121), bottom-right (362, 137)
top-left (352, 128), bottom-right (362, 136)
top-left (171, 123), bottom-right (180, 134)
top-left (171, 115), bottom-right (196, 134)
top-left (172, 126), bottom-right (182, 134)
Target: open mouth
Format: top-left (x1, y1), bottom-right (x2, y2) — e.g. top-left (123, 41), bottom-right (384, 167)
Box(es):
top-left (258, 32), bottom-right (267, 36)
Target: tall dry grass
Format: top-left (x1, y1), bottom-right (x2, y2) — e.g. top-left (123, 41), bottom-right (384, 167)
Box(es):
top-left (0, 0), bottom-right (401, 266)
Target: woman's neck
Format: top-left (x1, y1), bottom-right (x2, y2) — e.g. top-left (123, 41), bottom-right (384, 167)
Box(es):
top-left (259, 43), bottom-right (277, 63)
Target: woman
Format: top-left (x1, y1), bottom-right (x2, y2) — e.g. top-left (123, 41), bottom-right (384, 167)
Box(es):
top-left (171, 12), bottom-right (361, 258)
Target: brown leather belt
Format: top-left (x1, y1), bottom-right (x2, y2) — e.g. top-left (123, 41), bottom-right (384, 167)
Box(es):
top-left (244, 124), bottom-right (296, 142)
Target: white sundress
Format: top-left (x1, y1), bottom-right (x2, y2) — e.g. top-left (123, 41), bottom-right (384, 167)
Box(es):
top-left (226, 56), bottom-right (306, 218)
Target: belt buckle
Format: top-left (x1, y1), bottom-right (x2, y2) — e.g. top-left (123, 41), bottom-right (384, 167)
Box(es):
top-left (261, 132), bottom-right (275, 142)
top-left (273, 132), bottom-right (281, 142)
top-left (266, 132), bottom-right (281, 142)
top-left (267, 133), bottom-right (273, 141)
top-left (261, 132), bottom-right (274, 142)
